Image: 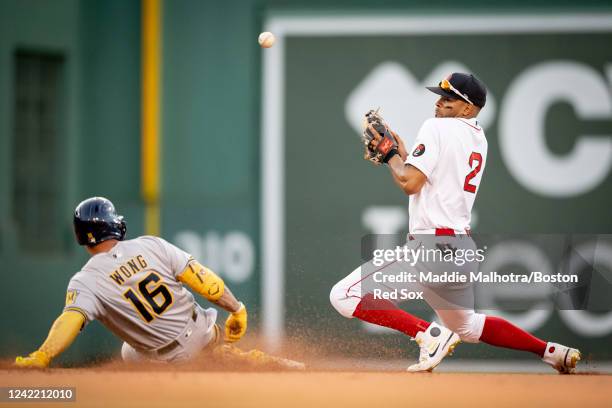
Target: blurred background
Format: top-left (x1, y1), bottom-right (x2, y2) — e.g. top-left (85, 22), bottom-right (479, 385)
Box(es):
top-left (0, 0), bottom-right (611, 366)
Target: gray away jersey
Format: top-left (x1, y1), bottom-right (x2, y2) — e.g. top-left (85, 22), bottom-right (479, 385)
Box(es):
top-left (63, 236), bottom-right (200, 350)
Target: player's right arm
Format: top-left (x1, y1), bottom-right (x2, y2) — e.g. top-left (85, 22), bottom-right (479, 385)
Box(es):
top-left (15, 275), bottom-right (98, 369)
top-left (387, 119), bottom-right (441, 195)
top-left (367, 125), bottom-right (428, 195)
top-left (386, 157), bottom-right (428, 195)
top-left (14, 310), bottom-right (85, 368)
top-left (177, 261), bottom-right (247, 342)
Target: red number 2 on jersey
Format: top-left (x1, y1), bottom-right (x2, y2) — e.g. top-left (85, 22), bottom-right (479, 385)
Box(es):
top-left (463, 152), bottom-right (482, 193)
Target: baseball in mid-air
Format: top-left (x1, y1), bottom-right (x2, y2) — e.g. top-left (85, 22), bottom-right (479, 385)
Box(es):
top-left (258, 31), bottom-right (275, 48)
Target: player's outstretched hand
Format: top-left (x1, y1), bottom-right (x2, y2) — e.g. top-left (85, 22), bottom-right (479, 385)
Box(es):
top-left (225, 302), bottom-right (247, 342)
top-left (14, 350), bottom-right (50, 369)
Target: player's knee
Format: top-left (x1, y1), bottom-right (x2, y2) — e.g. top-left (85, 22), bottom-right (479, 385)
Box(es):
top-left (329, 282), bottom-right (357, 319)
top-left (452, 312), bottom-right (486, 343)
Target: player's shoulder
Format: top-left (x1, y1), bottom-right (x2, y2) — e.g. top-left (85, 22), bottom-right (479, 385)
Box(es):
top-left (425, 117), bottom-right (476, 129)
top-left (421, 117), bottom-right (441, 128)
top-left (130, 234), bottom-right (164, 244)
top-left (454, 117), bottom-right (484, 132)
top-left (420, 117), bottom-right (466, 134)
top-left (120, 235), bottom-right (167, 248)
top-left (426, 118), bottom-right (486, 141)
top-left (67, 269), bottom-right (96, 291)
top-left (417, 118), bottom-right (443, 138)
top-left (79, 253), bottom-right (106, 274)
top-left (127, 235), bottom-right (180, 256)
top-left (131, 235), bottom-right (174, 249)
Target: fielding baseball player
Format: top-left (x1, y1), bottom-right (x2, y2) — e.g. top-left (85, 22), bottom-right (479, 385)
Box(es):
top-left (14, 197), bottom-right (248, 367)
top-left (330, 73), bottom-right (581, 373)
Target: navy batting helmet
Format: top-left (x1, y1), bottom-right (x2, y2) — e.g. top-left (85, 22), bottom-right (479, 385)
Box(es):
top-left (73, 197), bottom-right (126, 246)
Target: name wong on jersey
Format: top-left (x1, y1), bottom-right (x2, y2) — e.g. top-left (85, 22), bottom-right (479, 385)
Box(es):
top-left (109, 255), bottom-right (149, 285)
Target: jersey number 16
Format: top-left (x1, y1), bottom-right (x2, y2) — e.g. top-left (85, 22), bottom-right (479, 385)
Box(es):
top-left (123, 272), bottom-right (173, 323)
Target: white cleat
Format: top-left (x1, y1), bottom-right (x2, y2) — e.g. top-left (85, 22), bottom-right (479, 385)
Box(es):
top-left (407, 322), bottom-right (461, 372)
top-left (542, 342), bottom-right (581, 374)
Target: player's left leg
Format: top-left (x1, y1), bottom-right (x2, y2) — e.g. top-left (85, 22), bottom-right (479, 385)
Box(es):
top-left (478, 315), bottom-right (581, 373)
top-left (434, 309), bottom-right (580, 373)
top-left (407, 305), bottom-right (566, 372)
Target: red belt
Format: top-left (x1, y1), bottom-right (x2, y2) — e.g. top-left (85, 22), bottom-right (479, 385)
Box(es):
top-left (435, 228), bottom-right (455, 236)
top-left (434, 228), bottom-right (472, 237)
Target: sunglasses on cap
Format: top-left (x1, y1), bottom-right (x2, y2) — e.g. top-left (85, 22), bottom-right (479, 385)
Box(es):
top-left (440, 79), bottom-right (473, 105)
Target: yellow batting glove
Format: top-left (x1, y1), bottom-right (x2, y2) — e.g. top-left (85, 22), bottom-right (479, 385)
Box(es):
top-left (15, 350), bottom-right (51, 369)
top-left (225, 303), bottom-right (247, 343)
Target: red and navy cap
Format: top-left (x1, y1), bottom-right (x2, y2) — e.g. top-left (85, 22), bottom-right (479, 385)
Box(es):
top-left (426, 72), bottom-right (487, 108)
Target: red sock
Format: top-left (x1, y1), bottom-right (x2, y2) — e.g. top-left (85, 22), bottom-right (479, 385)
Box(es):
top-left (352, 294), bottom-right (430, 338)
top-left (479, 316), bottom-right (547, 357)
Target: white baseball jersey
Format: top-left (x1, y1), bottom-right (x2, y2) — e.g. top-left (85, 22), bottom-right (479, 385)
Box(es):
top-left (63, 236), bottom-right (216, 350)
top-left (406, 117), bottom-right (487, 233)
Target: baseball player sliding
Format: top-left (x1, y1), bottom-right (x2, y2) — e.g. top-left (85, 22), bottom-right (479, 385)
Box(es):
top-left (15, 197), bottom-right (301, 369)
top-left (330, 73), bottom-right (581, 373)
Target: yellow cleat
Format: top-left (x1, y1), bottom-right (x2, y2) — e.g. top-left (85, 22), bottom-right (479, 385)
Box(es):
top-left (15, 351), bottom-right (50, 369)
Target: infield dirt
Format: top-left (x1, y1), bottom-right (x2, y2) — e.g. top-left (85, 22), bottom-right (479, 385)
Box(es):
top-left (1, 367), bottom-right (610, 408)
